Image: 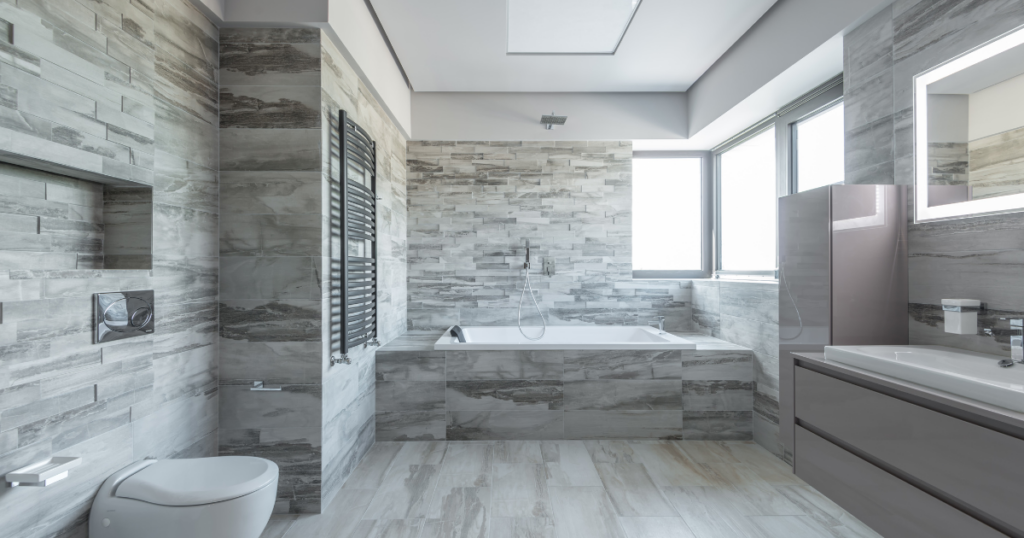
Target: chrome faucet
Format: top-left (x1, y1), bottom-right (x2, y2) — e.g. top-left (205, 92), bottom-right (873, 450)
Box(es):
top-left (1012, 319), bottom-right (1023, 364)
top-left (997, 318), bottom-right (1023, 367)
top-left (648, 316), bottom-right (666, 334)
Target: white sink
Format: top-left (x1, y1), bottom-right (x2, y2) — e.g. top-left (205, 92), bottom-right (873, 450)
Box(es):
top-left (824, 345), bottom-right (1024, 412)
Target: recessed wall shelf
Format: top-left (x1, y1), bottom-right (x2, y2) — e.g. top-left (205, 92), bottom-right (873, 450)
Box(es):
top-left (6, 457), bottom-right (81, 487)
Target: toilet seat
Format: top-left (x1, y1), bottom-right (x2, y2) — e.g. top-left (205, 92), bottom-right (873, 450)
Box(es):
top-left (115, 457), bottom-right (277, 506)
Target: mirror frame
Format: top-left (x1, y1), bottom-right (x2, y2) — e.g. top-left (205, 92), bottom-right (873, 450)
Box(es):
top-left (914, 24), bottom-right (1024, 222)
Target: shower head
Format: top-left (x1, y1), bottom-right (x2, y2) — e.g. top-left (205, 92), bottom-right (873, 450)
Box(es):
top-left (541, 113), bottom-right (567, 130)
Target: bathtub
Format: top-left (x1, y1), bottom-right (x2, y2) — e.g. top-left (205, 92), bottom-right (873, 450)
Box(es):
top-left (434, 325), bottom-right (697, 351)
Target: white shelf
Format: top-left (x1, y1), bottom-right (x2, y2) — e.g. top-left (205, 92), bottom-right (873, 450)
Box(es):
top-left (6, 457), bottom-right (81, 487)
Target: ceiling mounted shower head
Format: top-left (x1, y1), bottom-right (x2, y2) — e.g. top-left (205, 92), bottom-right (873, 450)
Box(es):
top-left (541, 113), bottom-right (567, 130)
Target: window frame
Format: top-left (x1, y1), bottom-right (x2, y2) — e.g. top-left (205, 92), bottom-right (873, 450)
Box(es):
top-left (789, 95), bottom-right (845, 195)
top-left (631, 150), bottom-right (713, 279)
top-left (712, 76), bottom-right (844, 279)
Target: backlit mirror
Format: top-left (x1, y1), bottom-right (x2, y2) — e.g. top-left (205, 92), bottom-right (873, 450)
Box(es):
top-left (915, 24), bottom-right (1024, 222)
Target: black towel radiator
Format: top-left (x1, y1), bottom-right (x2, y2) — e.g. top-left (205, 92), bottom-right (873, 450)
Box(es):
top-left (329, 110), bottom-right (379, 365)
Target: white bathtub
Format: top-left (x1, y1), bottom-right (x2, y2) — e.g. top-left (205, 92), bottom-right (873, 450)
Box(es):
top-left (434, 325), bottom-right (697, 351)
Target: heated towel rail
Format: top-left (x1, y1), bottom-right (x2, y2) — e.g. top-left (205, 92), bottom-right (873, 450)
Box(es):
top-left (330, 110), bottom-right (379, 365)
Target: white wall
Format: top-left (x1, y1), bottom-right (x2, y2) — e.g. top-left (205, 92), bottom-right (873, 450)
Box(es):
top-left (411, 92), bottom-right (686, 141)
top-left (928, 94), bottom-right (969, 143)
top-left (969, 72), bottom-right (1024, 141)
top-left (686, 0), bottom-right (890, 140)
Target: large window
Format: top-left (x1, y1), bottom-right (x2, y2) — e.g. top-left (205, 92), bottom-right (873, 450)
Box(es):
top-left (632, 153), bottom-right (710, 278)
top-left (794, 101), bottom-right (845, 192)
top-left (718, 127), bottom-right (778, 273)
top-left (712, 75), bottom-right (844, 278)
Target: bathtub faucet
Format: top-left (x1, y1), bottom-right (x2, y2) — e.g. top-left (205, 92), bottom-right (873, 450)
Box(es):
top-left (450, 325), bottom-right (466, 343)
top-left (648, 316), bottom-right (667, 334)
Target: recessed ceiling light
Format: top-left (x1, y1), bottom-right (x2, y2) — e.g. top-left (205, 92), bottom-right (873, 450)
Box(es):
top-left (507, 0), bottom-right (642, 55)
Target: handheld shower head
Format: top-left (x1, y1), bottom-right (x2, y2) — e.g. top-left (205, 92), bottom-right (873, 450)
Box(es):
top-left (524, 239), bottom-right (531, 268)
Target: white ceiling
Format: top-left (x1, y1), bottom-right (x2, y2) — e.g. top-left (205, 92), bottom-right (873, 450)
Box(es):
top-left (370, 0), bottom-right (778, 92)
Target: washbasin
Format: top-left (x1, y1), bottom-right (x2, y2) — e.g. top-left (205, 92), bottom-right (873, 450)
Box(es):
top-left (824, 345), bottom-right (1024, 412)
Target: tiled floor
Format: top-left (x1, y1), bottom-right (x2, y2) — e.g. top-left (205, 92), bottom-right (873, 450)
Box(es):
top-left (260, 440), bottom-right (881, 538)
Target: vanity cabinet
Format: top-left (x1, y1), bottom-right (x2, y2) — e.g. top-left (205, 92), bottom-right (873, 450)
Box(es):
top-left (793, 359), bottom-right (1024, 538)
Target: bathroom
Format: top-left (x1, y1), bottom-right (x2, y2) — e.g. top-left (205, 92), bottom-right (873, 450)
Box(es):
top-left (1, 0), bottom-right (1023, 536)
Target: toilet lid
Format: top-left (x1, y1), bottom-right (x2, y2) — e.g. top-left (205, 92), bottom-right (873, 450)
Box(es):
top-left (116, 457), bottom-right (278, 506)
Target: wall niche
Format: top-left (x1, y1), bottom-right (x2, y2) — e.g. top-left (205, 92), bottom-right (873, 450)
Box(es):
top-left (0, 161), bottom-right (153, 271)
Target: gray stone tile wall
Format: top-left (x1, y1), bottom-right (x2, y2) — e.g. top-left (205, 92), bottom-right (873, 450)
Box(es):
top-left (374, 333), bottom-right (753, 442)
top-left (0, 0), bottom-right (219, 536)
top-left (691, 279), bottom-right (782, 459)
top-left (844, 1), bottom-right (1024, 357)
top-left (405, 140), bottom-right (692, 333)
top-left (218, 27), bottom-right (325, 514)
top-left (217, 28), bottom-right (407, 514)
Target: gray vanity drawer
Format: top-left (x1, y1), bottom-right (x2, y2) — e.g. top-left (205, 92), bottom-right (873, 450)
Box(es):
top-left (795, 426), bottom-right (1004, 538)
top-left (796, 366), bottom-right (1024, 534)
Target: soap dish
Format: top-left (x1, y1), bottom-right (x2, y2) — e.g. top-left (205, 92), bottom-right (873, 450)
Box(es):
top-left (6, 457), bottom-right (81, 487)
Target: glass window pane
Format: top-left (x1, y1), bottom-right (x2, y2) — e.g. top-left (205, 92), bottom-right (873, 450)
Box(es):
top-left (720, 127), bottom-right (777, 271)
top-left (795, 102), bottom-right (844, 192)
top-left (632, 158), bottom-right (702, 271)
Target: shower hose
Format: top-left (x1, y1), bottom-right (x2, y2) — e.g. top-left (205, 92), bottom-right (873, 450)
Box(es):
top-left (518, 264), bottom-right (546, 341)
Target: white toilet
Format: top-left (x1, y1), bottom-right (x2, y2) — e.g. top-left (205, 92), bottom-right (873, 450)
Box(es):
top-left (90, 456), bottom-right (279, 538)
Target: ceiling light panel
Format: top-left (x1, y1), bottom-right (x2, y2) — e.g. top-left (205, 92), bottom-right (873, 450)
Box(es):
top-left (507, 0), bottom-right (642, 55)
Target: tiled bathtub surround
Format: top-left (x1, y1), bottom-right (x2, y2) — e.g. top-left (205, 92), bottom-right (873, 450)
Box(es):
top-left (406, 140), bottom-right (692, 332)
top-left (375, 332), bottom-right (754, 441)
top-left (218, 28), bottom-right (407, 513)
top-left (843, 1), bottom-right (1024, 356)
top-left (0, 0), bottom-right (220, 536)
top-left (692, 280), bottom-right (783, 461)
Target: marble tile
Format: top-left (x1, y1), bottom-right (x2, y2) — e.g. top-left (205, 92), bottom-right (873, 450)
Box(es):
top-left (220, 128), bottom-right (321, 171)
top-left (628, 441), bottom-right (722, 487)
top-left (748, 515), bottom-right (838, 537)
top-left (361, 463), bottom-right (442, 520)
top-left (376, 350), bottom-right (445, 381)
top-left (422, 484), bottom-right (490, 537)
top-left (565, 411), bottom-right (683, 440)
top-left (342, 442), bottom-right (402, 490)
top-left (376, 410), bottom-right (447, 441)
top-left (446, 380), bottom-right (563, 411)
top-left (491, 517), bottom-right (556, 538)
top-left (492, 463), bottom-right (552, 518)
top-left (376, 380), bottom-right (445, 413)
top-left (540, 440), bottom-right (603, 487)
top-left (681, 381), bottom-right (753, 412)
top-left (220, 256), bottom-right (316, 300)
top-left (447, 410), bottom-right (564, 441)
top-left (446, 350), bottom-right (564, 381)
top-left (221, 85), bottom-right (321, 129)
top-left (441, 441), bottom-right (494, 482)
top-left (563, 380), bottom-right (681, 411)
top-left (661, 486), bottom-right (763, 538)
top-left (594, 463), bottom-right (676, 517)
top-left (493, 440), bottom-right (545, 464)
top-left (679, 350), bottom-right (753, 381)
top-left (219, 42), bottom-right (321, 86)
top-left (563, 350), bottom-right (682, 380)
top-left (549, 487), bottom-right (626, 538)
top-left (617, 517), bottom-right (697, 538)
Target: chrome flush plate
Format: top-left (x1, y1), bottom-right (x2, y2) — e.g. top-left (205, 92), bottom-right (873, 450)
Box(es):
top-left (94, 290), bottom-right (155, 343)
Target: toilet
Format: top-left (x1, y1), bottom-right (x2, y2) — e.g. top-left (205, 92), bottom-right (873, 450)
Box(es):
top-left (90, 456), bottom-right (279, 538)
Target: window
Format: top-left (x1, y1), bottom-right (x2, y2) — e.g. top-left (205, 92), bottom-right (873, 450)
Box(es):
top-left (718, 127), bottom-right (778, 273)
top-left (712, 75), bottom-right (844, 278)
top-left (632, 153), bottom-right (710, 278)
top-left (794, 101), bottom-right (845, 192)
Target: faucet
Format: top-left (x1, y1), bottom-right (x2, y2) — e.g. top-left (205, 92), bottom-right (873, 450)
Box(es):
top-left (998, 318), bottom-right (1022, 367)
top-left (648, 316), bottom-right (666, 334)
top-left (450, 325), bottom-right (466, 343)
